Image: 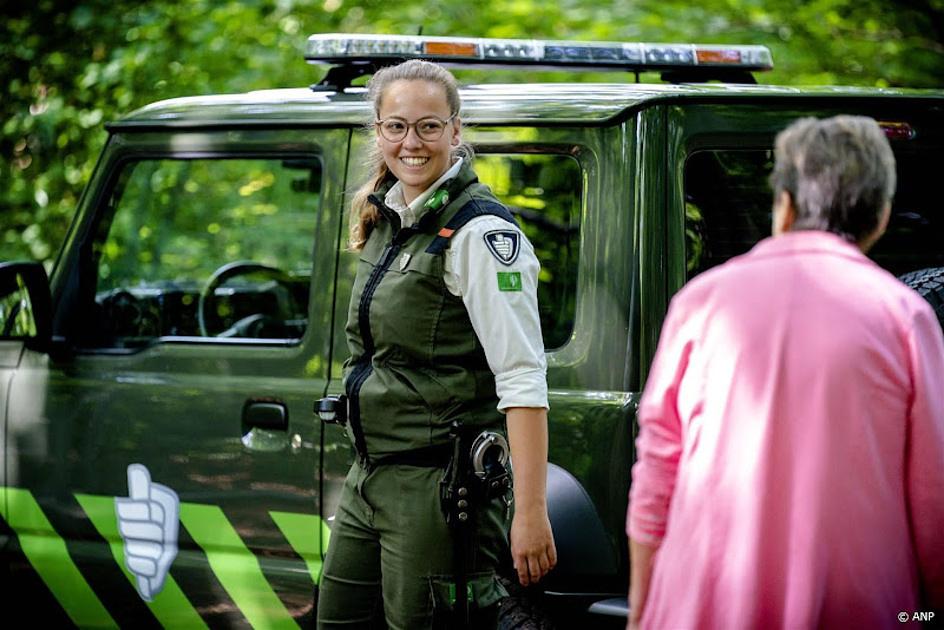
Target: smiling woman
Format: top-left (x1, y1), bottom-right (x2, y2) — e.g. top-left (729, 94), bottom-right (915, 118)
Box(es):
top-left (374, 79), bottom-right (460, 203)
top-left (347, 61), bottom-right (473, 252)
top-left (318, 60), bottom-right (556, 629)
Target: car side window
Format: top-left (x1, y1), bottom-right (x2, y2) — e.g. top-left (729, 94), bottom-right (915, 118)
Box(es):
top-left (475, 153), bottom-right (581, 350)
top-left (85, 157), bottom-right (322, 348)
top-left (684, 149), bottom-right (944, 278)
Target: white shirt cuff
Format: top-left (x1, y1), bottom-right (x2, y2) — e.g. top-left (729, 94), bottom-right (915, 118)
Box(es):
top-left (495, 367), bottom-right (549, 410)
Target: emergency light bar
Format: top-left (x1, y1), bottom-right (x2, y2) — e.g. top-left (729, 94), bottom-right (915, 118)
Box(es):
top-left (305, 33), bottom-right (774, 73)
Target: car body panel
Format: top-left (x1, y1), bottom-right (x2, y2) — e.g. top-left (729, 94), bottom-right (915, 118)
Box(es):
top-left (2, 69), bottom-right (942, 624)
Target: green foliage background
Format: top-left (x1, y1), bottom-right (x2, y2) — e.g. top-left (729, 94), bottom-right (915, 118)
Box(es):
top-left (3, 0), bottom-right (942, 268)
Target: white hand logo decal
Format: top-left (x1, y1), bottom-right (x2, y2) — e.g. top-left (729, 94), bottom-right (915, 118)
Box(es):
top-left (115, 464), bottom-right (180, 601)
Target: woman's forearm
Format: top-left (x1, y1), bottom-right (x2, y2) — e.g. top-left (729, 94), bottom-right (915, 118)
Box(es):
top-left (506, 406), bottom-right (549, 509)
top-left (505, 406), bottom-right (557, 585)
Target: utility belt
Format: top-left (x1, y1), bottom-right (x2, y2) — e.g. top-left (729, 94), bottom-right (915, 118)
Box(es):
top-left (316, 395), bottom-right (511, 499)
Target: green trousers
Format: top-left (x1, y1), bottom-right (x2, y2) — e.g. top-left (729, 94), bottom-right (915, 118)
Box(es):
top-left (317, 461), bottom-right (509, 629)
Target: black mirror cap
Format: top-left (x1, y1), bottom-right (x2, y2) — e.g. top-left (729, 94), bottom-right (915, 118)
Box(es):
top-left (0, 261), bottom-right (52, 352)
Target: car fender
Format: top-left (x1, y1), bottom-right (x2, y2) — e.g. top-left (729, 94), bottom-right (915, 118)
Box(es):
top-left (545, 462), bottom-right (618, 580)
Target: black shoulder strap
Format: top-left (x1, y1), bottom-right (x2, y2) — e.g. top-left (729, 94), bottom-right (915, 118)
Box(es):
top-left (425, 199), bottom-right (518, 255)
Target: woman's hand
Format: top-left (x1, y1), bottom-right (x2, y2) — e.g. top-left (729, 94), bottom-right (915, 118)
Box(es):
top-left (627, 538), bottom-right (659, 630)
top-left (511, 502), bottom-right (557, 586)
top-left (505, 406), bottom-right (557, 586)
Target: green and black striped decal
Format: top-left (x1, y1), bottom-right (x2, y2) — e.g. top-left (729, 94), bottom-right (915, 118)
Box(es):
top-left (0, 487), bottom-right (331, 628)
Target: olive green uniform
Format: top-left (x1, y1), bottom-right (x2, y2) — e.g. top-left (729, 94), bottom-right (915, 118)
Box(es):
top-left (317, 163), bottom-right (518, 629)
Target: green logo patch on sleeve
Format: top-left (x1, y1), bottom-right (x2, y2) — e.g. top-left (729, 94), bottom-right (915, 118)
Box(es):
top-left (496, 271), bottom-right (522, 291)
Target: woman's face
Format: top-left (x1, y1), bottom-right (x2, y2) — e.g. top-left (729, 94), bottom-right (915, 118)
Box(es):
top-left (376, 79), bottom-right (460, 204)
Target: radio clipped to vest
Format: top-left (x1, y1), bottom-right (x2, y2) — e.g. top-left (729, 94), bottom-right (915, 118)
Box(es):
top-left (424, 188), bottom-right (450, 211)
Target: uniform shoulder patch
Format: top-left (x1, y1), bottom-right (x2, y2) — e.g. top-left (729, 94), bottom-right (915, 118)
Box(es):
top-left (482, 229), bottom-right (520, 266)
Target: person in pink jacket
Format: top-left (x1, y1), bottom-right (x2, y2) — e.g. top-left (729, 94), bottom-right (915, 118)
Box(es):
top-left (627, 115), bottom-right (944, 629)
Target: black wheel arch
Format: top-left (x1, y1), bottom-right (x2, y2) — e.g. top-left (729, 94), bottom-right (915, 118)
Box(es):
top-left (544, 463), bottom-right (619, 585)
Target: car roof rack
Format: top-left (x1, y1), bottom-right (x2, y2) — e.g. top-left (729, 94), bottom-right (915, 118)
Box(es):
top-left (306, 34), bottom-right (773, 91)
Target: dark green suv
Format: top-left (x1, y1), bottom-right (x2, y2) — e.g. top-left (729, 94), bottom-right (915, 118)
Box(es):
top-left (2, 34), bottom-right (942, 628)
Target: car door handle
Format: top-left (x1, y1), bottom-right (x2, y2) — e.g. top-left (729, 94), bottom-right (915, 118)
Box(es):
top-left (242, 400), bottom-right (288, 431)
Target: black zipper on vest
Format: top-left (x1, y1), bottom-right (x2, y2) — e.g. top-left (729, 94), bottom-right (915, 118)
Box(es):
top-left (359, 242), bottom-right (401, 353)
top-left (346, 238), bottom-right (405, 466)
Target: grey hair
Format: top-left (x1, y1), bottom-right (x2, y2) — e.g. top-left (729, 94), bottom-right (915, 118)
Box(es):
top-left (769, 115), bottom-right (896, 242)
top-left (348, 60), bottom-right (473, 251)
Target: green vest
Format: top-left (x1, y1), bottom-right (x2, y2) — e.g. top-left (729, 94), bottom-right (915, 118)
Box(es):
top-left (343, 163), bottom-right (514, 461)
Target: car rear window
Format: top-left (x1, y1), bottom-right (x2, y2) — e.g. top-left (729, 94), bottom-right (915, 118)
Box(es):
top-left (684, 148), bottom-right (944, 278)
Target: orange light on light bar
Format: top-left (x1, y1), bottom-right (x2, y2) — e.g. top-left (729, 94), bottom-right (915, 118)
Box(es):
top-left (425, 42), bottom-right (479, 56)
top-left (696, 49), bottom-right (742, 64)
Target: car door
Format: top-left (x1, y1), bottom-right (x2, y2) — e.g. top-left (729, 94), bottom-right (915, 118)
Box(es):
top-left (2, 127), bottom-right (349, 627)
top-left (325, 122), bottom-right (635, 600)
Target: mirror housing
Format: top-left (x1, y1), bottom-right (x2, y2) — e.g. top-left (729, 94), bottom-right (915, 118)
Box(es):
top-left (0, 261), bottom-right (52, 351)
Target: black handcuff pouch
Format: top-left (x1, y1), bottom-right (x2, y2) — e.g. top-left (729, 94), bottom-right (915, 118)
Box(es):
top-left (439, 425), bottom-right (512, 529)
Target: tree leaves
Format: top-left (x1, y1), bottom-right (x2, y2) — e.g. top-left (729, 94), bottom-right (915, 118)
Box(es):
top-left (3, 0), bottom-right (941, 269)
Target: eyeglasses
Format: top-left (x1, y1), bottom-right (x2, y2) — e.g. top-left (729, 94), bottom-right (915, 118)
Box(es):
top-left (374, 114), bottom-right (456, 142)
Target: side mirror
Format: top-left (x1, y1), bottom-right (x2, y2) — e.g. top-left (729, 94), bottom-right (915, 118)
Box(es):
top-left (0, 261), bottom-right (52, 351)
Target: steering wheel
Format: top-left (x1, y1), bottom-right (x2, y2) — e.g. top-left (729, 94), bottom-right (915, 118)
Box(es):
top-left (197, 261), bottom-right (295, 337)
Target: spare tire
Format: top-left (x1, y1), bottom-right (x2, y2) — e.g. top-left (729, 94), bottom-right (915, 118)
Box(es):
top-left (899, 267), bottom-right (944, 330)
top-left (497, 575), bottom-right (556, 630)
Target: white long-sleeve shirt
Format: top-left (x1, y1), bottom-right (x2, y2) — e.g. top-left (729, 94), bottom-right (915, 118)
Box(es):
top-left (384, 158), bottom-right (549, 410)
